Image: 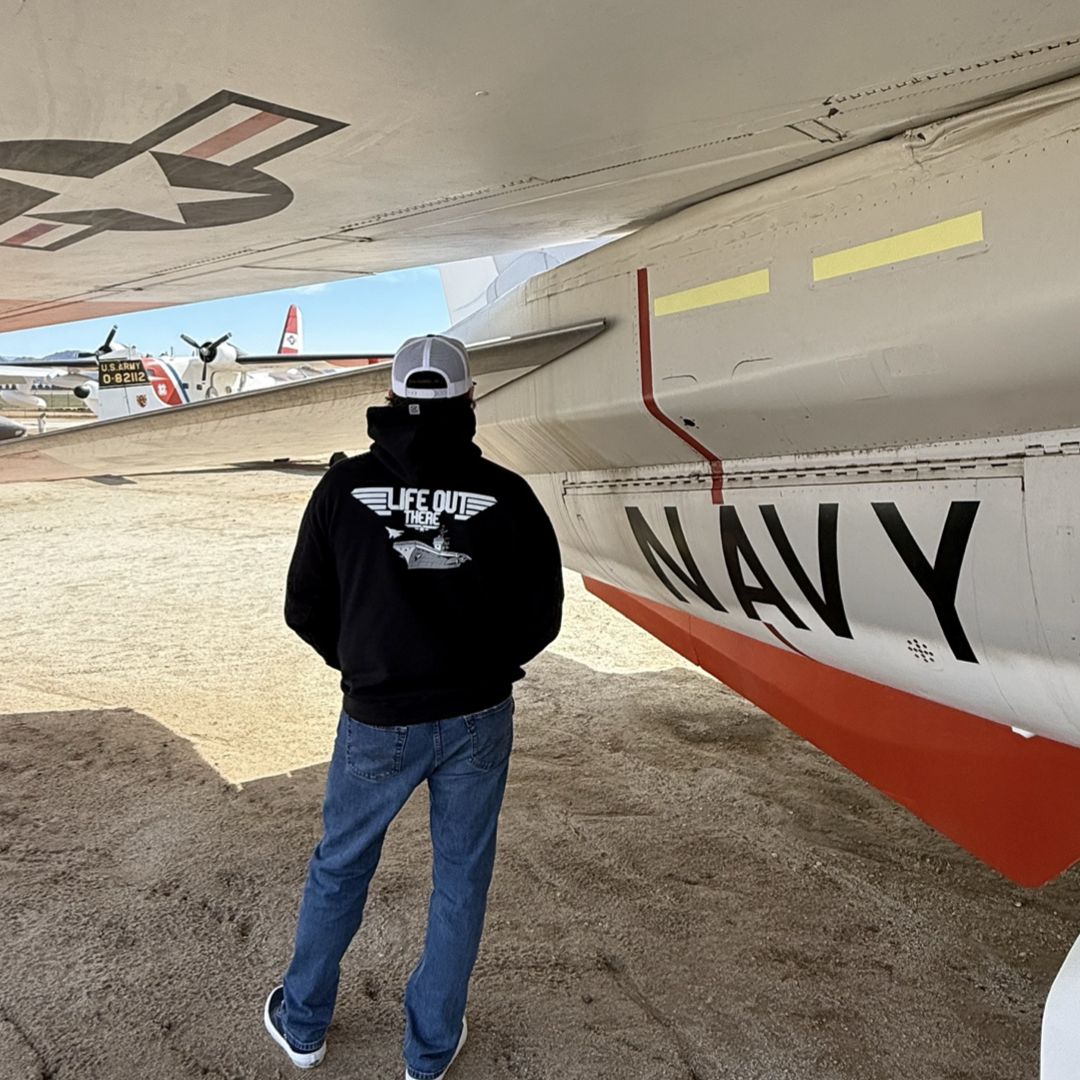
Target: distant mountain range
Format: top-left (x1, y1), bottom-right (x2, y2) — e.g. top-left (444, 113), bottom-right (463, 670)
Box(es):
top-left (0, 350), bottom-right (81, 363)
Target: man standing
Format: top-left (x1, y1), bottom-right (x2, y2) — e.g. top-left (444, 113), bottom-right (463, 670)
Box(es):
top-left (265, 335), bottom-right (563, 1079)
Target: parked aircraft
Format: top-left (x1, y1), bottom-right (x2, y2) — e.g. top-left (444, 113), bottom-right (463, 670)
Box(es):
top-left (0, 370), bottom-right (47, 436)
top-left (0, 353), bottom-right (96, 436)
top-left (1, 306), bottom-right (391, 424)
top-left (1, 3), bottom-right (1079, 1071)
top-left (82, 303), bottom-right (388, 420)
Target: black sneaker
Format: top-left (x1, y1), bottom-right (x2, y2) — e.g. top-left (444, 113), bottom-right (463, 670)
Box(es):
top-left (263, 986), bottom-right (326, 1069)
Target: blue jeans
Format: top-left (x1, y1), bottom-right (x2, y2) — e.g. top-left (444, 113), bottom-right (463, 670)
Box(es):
top-left (279, 696), bottom-right (513, 1079)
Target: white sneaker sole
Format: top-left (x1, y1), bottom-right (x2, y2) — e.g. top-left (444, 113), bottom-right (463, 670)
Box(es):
top-left (405, 1016), bottom-right (468, 1080)
top-left (264, 986), bottom-right (326, 1069)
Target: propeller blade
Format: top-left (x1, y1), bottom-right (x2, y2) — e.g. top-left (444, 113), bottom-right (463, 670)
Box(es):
top-left (211, 332), bottom-right (232, 350)
top-left (77, 324), bottom-right (122, 361)
top-left (180, 334), bottom-right (200, 350)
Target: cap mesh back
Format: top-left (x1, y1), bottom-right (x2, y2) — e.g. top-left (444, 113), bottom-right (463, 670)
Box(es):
top-left (432, 345), bottom-right (467, 384)
top-left (391, 335), bottom-right (471, 398)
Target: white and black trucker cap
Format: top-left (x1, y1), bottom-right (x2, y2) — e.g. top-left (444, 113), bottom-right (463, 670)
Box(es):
top-left (391, 335), bottom-right (472, 400)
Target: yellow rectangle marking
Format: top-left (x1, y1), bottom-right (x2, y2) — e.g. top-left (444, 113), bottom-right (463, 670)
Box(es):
top-left (812, 211), bottom-right (984, 282)
top-left (654, 268), bottom-right (770, 317)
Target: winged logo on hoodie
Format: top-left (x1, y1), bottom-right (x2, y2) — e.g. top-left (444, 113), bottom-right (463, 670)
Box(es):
top-left (352, 487), bottom-right (496, 524)
top-left (351, 486), bottom-right (498, 570)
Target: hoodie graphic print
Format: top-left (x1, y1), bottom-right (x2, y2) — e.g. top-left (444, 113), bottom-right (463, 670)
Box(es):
top-left (351, 485), bottom-right (497, 570)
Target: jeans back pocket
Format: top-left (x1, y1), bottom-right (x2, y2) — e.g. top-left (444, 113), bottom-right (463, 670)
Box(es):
top-left (345, 717), bottom-right (409, 781)
top-left (463, 697), bottom-right (514, 770)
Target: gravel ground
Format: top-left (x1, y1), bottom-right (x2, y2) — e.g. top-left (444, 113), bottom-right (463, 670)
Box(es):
top-left (1, 465), bottom-right (1078, 1079)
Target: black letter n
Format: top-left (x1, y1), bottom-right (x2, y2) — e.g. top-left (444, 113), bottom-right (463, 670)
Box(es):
top-left (625, 506), bottom-right (727, 611)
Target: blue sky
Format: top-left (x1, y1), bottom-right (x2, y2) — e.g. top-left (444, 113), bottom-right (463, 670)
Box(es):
top-left (0, 267), bottom-right (450, 359)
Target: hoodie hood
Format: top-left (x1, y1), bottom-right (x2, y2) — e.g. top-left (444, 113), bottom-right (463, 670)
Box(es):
top-left (366, 399), bottom-right (481, 485)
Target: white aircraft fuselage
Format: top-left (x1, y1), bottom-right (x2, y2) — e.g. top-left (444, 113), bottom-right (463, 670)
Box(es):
top-left (451, 76), bottom-right (1080, 889)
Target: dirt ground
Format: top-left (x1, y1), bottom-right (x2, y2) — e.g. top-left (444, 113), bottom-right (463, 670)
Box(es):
top-left (0, 465), bottom-right (692, 783)
top-left (2, 466), bottom-right (1079, 1080)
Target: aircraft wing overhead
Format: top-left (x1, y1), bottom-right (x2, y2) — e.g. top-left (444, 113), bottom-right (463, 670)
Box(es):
top-left (0, 359), bottom-right (91, 370)
top-left (213, 320), bottom-right (608, 371)
top-left (1, 1), bottom-right (1079, 331)
top-left (0, 321), bottom-right (606, 481)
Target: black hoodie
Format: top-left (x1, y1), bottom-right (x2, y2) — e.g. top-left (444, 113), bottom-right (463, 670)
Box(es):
top-left (285, 399), bottom-right (564, 725)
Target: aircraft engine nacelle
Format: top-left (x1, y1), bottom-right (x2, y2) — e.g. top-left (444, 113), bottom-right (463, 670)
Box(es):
top-left (206, 342), bottom-right (241, 368)
top-left (0, 414), bottom-right (26, 440)
top-left (72, 382), bottom-right (95, 400)
top-left (180, 331), bottom-right (242, 370)
top-left (1, 388), bottom-right (47, 410)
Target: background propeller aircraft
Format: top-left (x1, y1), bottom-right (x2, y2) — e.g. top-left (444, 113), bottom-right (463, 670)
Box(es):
top-left (0, 340), bottom-right (101, 437)
top-left (0, 305), bottom-right (391, 427)
top-left (79, 303), bottom-right (391, 421)
top-left (2, 1), bottom-right (1080, 1072)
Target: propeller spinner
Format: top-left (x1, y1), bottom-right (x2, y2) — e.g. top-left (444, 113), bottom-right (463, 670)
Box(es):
top-left (181, 332), bottom-right (232, 381)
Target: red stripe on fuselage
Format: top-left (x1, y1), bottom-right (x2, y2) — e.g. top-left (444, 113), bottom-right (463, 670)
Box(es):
top-left (583, 575), bottom-right (1080, 886)
top-left (637, 266), bottom-right (724, 503)
top-left (143, 360), bottom-right (184, 406)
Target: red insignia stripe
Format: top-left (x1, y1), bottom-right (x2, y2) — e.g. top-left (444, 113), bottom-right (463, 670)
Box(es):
top-left (1, 222), bottom-right (61, 247)
top-left (182, 111), bottom-right (288, 160)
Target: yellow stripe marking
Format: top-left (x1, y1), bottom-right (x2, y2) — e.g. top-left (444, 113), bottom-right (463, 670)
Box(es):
top-left (812, 211), bottom-right (984, 282)
top-left (654, 268), bottom-right (770, 317)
